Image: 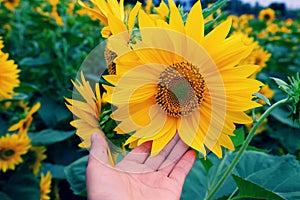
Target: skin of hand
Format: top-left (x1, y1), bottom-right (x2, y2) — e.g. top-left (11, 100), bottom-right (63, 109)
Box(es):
top-left (86, 132), bottom-right (196, 200)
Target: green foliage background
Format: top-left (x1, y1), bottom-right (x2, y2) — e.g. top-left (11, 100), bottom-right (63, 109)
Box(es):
top-left (0, 0), bottom-right (299, 199)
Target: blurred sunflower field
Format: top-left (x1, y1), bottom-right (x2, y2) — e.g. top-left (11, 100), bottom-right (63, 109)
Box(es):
top-left (0, 0), bottom-right (300, 200)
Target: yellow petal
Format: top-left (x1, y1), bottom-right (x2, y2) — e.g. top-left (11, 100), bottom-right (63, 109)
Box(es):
top-left (185, 1), bottom-right (204, 43)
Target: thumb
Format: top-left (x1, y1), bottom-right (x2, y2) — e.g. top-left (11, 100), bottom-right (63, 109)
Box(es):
top-left (89, 133), bottom-right (109, 165)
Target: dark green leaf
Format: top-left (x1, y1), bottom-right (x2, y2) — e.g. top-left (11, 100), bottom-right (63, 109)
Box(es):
top-left (254, 92), bottom-right (271, 105)
top-left (19, 56), bottom-right (53, 66)
top-left (231, 152), bottom-right (300, 200)
top-left (202, 0), bottom-right (227, 19)
top-left (41, 163), bottom-right (66, 179)
top-left (0, 192), bottom-right (12, 200)
top-left (271, 77), bottom-right (289, 91)
top-left (270, 107), bottom-right (300, 129)
top-left (231, 128), bottom-right (245, 147)
top-left (2, 170), bottom-right (40, 200)
top-left (232, 175), bottom-right (283, 200)
top-left (28, 129), bottom-right (75, 145)
top-left (199, 157), bottom-right (213, 174)
top-left (64, 155), bottom-right (88, 196)
top-left (38, 97), bottom-right (71, 127)
top-left (269, 127), bottom-right (300, 153)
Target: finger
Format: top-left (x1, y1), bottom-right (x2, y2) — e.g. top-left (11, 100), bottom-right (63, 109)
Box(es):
top-left (169, 150), bottom-right (196, 186)
top-left (143, 134), bottom-right (179, 170)
top-left (88, 132), bottom-right (109, 165)
top-left (159, 138), bottom-right (189, 175)
top-left (118, 141), bottom-right (152, 165)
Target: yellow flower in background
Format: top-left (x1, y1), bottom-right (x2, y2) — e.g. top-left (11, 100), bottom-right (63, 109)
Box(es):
top-left (0, 0), bottom-right (20, 10)
top-left (145, 0), bottom-right (153, 14)
top-left (266, 23), bottom-right (279, 34)
top-left (29, 146), bottom-right (47, 175)
top-left (104, 1), bottom-right (262, 158)
top-left (8, 102), bottom-right (41, 136)
top-left (79, 0), bottom-right (142, 38)
top-left (49, 0), bottom-right (64, 26)
top-left (102, 2), bottom-right (141, 72)
top-left (259, 8), bottom-right (275, 22)
top-left (153, 0), bottom-right (169, 20)
top-left (0, 134), bottom-right (31, 172)
top-left (0, 39), bottom-right (20, 99)
top-left (280, 26), bottom-right (291, 33)
top-left (285, 18), bottom-right (293, 26)
top-left (258, 84), bottom-right (274, 105)
top-left (0, 37), bottom-right (3, 49)
top-left (65, 72), bottom-right (116, 165)
top-left (51, 7), bottom-right (64, 26)
top-left (245, 113), bottom-right (267, 135)
top-left (67, 1), bottom-right (75, 15)
top-left (240, 47), bottom-right (271, 77)
top-left (40, 171), bottom-right (52, 200)
top-left (65, 72), bottom-right (102, 148)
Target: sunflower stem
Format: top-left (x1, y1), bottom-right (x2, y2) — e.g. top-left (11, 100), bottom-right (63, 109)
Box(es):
top-left (206, 98), bottom-right (289, 200)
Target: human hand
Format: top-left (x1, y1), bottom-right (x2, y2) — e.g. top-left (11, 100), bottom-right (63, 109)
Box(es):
top-left (86, 133), bottom-right (196, 200)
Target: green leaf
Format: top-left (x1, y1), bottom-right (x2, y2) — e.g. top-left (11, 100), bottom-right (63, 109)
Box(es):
top-left (271, 77), bottom-right (289, 91)
top-left (182, 154), bottom-right (236, 200)
top-left (0, 192), bottom-right (12, 200)
top-left (28, 129), bottom-right (75, 145)
top-left (254, 92), bottom-right (271, 105)
top-left (270, 106), bottom-right (300, 129)
top-left (269, 127), bottom-right (300, 153)
top-left (231, 128), bottom-right (245, 147)
top-left (38, 97), bottom-right (71, 127)
top-left (232, 175), bottom-right (283, 200)
top-left (231, 152), bottom-right (300, 200)
top-left (64, 156), bottom-right (88, 196)
top-left (202, 0), bottom-right (227, 19)
top-left (41, 163), bottom-right (66, 179)
top-left (19, 56), bottom-right (53, 66)
top-left (199, 157), bottom-right (213, 174)
top-left (2, 169), bottom-right (40, 200)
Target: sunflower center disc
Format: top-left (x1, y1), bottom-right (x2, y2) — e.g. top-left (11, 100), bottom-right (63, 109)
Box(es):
top-left (0, 149), bottom-right (15, 160)
top-left (156, 62), bottom-right (206, 117)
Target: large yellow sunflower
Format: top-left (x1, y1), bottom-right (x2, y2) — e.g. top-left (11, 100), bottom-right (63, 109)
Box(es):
top-left (0, 39), bottom-right (20, 100)
top-left (103, 0), bottom-right (262, 158)
top-left (8, 102), bottom-right (41, 136)
top-left (28, 146), bottom-right (47, 175)
top-left (0, 0), bottom-right (20, 10)
top-left (0, 134), bottom-right (31, 172)
top-left (40, 171), bottom-right (52, 200)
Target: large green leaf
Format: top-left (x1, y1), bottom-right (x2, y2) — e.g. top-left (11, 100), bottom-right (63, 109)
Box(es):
top-left (28, 129), bottom-right (75, 145)
top-left (232, 175), bottom-right (283, 200)
top-left (270, 107), bottom-right (300, 129)
top-left (231, 152), bottom-right (300, 200)
top-left (269, 127), bottom-right (300, 153)
top-left (182, 151), bottom-right (300, 200)
top-left (64, 155), bottom-right (88, 196)
top-left (0, 192), bottom-right (12, 200)
top-left (2, 169), bottom-right (40, 200)
top-left (38, 97), bottom-right (71, 128)
top-left (182, 153), bottom-right (236, 200)
top-left (41, 163), bottom-right (66, 179)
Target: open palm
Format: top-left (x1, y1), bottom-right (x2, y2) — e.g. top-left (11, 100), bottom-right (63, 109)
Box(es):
top-left (86, 133), bottom-right (196, 200)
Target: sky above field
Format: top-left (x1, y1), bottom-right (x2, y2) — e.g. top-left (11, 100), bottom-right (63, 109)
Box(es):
top-left (242, 0), bottom-right (300, 9)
